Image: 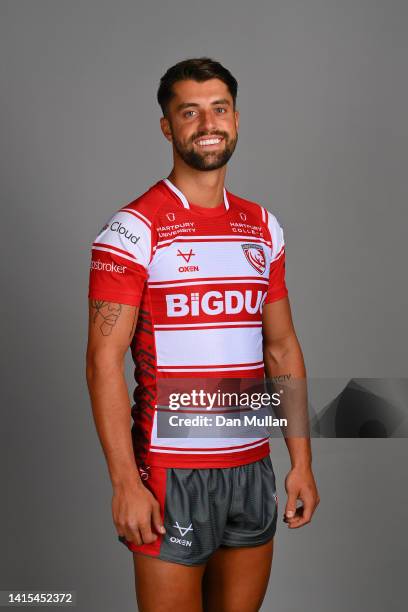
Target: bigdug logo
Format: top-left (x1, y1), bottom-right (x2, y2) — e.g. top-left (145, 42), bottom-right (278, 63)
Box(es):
top-left (165, 289), bottom-right (267, 316)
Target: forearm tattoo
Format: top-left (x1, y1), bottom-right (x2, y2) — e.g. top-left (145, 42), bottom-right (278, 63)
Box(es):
top-left (270, 373), bottom-right (292, 383)
top-left (129, 307), bottom-right (138, 339)
top-left (91, 300), bottom-right (122, 336)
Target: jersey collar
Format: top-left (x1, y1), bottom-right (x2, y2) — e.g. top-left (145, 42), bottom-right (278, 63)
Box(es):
top-left (162, 178), bottom-right (230, 211)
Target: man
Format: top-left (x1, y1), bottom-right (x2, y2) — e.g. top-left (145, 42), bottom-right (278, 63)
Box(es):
top-left (86, 57), bottom-right (319, 612)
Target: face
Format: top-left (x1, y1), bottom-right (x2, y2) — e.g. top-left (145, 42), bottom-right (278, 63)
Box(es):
top-left (160, 78), bottom-right (239, 171)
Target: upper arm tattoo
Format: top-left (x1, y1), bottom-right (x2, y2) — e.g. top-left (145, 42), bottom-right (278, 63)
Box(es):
top-left (90, 300), bottom-right (122, 336)
top-left (90, 300), bottom-right (138, 338)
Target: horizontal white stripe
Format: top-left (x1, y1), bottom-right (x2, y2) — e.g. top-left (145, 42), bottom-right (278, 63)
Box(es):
top-left (157, 235), bottom-right (271, 248)
top-left (156, 326), bottom-right (263, 367)
top-left (92, 245), bottom-right (137, 264)
top-left (149, 278), bottom-right (269, 288)
top-left (154, 321), bottom-right (262, 329)
top-left (157, 363), bottom-right (264, 372)
top-left (121, 207), bottom-right (152, 227)
top-left (149, 240), bottom-right (270, 282)
top-left (150, 439), bottom-right (269, 454)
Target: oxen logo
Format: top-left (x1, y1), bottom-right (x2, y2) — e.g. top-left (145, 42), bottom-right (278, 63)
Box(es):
top-left (241, 243), bottom-right (266, 275)
top-left (173, 522), bottom-right (193, 537)
top-left (177, 248), bottom-right (195, 263)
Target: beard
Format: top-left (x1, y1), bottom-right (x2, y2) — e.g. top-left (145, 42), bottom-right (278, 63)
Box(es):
top-left (170, 126), bottom-right (238, 171)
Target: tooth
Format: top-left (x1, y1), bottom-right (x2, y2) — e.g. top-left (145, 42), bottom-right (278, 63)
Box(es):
top-left (198, 138), bottom-right (221, 145)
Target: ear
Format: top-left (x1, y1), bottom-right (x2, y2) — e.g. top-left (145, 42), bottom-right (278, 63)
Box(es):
top-left (234, 109), bottom-right (240, 131)
top-left (160, 116), bottom-right (173, 142)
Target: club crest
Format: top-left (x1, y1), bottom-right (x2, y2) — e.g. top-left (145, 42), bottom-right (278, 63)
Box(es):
top-left (241, 243), bottom-right (266, 275)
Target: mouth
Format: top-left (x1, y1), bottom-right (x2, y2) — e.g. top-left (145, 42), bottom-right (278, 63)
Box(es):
top-left (194, 136), bottom-right (224, 148)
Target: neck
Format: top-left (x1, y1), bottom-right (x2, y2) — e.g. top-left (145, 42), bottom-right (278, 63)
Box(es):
top-left (167, 165), bottom-right (226, 208)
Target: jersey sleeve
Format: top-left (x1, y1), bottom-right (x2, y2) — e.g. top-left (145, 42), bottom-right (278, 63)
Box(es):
top-left (88, 206), bottom-right (153, 307)
top-left (264, 210), bottom-right (288, 305)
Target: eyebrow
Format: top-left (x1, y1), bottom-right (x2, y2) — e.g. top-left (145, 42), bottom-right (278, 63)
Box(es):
top-left (176, 98), bottom-right (231, 112)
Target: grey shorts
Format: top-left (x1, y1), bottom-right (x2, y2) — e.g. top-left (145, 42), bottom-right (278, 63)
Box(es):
top-left (119, 455), bottom-right (278, 566)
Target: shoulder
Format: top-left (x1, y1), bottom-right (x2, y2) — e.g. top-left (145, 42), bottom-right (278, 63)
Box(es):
top-left (227, 190), bottom-right (266, 221)
top-left (116, 180), bottom-right (170, 226)
top-left (227, 190), bottom-right (284, 242)
top-left (92, 181), bottom-right (170, 240)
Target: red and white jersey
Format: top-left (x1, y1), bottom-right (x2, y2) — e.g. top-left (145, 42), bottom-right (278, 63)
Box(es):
top-left (88, 178), bottom-right (288, 468)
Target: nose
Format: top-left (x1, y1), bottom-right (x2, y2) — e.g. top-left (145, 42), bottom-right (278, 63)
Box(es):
top-left (198, 108), bottom-right (217, 132)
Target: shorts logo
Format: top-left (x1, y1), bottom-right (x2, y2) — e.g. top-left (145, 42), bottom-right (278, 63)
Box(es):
top-left (166, 212), bottom-right (176, 221)
top-left (173, 522), bottom-right (193, 537)
top-left (242, 243), bottom-right (266, 275)
top-left (169, 537), bottom-right (192, 547)
top-left (169, 522), bottom-right (193, 546)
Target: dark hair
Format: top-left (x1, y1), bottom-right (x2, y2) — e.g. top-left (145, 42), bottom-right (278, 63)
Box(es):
top-left (157, 57), bottom-right (238, 117)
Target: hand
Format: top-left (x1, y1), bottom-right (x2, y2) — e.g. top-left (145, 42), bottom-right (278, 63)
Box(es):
top-left (283, 466), bottom-right (320, 529)
top-left (112, 480), bottom-right (166, 545)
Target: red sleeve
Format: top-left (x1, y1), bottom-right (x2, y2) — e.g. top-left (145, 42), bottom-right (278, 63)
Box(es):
top-left (88, 252), bottom-right (148, 306)
top-left (263, 210), bottom-right (289, 305)
top-left (264, 246), bottom-right (288, 304)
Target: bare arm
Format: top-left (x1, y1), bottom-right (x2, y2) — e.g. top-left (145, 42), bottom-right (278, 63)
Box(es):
top-left (262, 297), bottom-right (320, 528)
top-left (86, 299), bottom-right (165, 545)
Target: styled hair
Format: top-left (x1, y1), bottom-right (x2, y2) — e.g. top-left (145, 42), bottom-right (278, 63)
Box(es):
top-left (157, 57), bottom-right (238, 116)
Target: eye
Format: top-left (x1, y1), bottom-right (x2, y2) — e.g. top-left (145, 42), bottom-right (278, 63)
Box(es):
top-left (215, 107), bottom-right (227, 113)
top-left (184, 110), bottom-right (196, 118)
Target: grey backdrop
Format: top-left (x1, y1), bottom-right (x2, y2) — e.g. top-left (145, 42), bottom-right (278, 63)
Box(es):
top-left (1, 0), bottom-right (407, 610)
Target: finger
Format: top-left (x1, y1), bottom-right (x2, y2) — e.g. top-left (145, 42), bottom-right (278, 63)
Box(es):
top-left (289, 517), bottom-right (309, 528)
top-left (139, 521), bottom-right (157, 545)
top-left (288, 503), bottom-right (313, 528)
top-left (125, 525), bottom-right (143, 546)
top-left (284, 491), bottom-right (298, 519)
top-left (152, 503), bottom-right (166, 535)
top-left (283, 504), bottom-right (302, 524)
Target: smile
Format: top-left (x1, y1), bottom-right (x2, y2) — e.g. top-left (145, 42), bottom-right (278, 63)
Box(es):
top-left (195, 137), bottom-right (223, 147)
